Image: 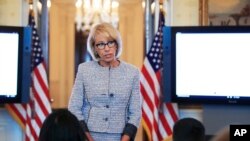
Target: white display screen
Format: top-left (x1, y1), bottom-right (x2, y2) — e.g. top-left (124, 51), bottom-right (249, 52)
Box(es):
top-left (176, 33), bottom-right (250, 98)
top-left (0, 33), bottom-right (19, 97)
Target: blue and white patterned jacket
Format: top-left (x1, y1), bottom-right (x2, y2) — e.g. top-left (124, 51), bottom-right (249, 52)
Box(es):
top-left (68, 61), bottom-right (141, 135)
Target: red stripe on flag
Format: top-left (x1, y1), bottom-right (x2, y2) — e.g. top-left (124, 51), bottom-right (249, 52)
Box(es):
top-left (141, 65), bottom-right (160, 106)
top-left (25, 134), bottom-right (30, 141)
top-left (141, 84), bottom-right (154, 113)
top-left (166, 103), bottom-right (179, 122)
top-left (26, 113), bottom-right (38, 140)
top-left (33, 87), bottom-right (49, 117)
top-left (154, 118), bottom-right (163, 140)
top-left (142, 109), bottom-right (153, 138)
top-left (159, 112), bottom-right (172, 135)
top-left (9, 104), bottom-right (26, 125)
top-left (155, 71), bottom-right (162, 84)
top-left (33, 67), bottom-right (49, 98)
top-left (34, 114), bottom-right (43, 131)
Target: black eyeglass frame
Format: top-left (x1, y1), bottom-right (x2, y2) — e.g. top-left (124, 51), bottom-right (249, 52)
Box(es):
top-left (95, 40), bottom-right (116, 50)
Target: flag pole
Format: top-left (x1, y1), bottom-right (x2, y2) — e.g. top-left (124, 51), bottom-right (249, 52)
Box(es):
top-left (145, 0), bottom-right (154, 55)
top-left (144, 1), bottom-right (154, 140)
top-left (40, 0), bottom-right (49, 76)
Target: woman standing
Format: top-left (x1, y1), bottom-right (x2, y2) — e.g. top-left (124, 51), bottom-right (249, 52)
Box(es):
top-left (68, 22), bottom-right (141, 141)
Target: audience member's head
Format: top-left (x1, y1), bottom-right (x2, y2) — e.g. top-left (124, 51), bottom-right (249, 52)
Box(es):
top-left (210, 126), bottom-right (229, 141)
top-left (39, 109), bottom-right (86, 141)
top-left (173, 117), bottom-right (205, 141)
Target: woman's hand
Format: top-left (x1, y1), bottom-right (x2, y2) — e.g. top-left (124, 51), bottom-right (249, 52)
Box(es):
top-left (121, 134), bottom-right (130, 141)
top-left (85, 132), bottom-right (94, 141)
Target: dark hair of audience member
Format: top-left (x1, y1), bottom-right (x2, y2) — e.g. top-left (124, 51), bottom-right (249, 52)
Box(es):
top-left (39, 109), bottom-right (86, 141)
top-left (173, 117), bottom-right (205, 141)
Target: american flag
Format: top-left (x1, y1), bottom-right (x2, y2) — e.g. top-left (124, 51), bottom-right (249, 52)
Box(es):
top-left (5, 10), bottom-right (52, 141)
top-left (140, 12), bottom-right (179, 141)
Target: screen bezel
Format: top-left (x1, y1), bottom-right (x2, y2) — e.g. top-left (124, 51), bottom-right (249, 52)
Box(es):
top-left (163, 26), bottom-right (250, 105)
top-left (0, 26), bottom-right (29, 103)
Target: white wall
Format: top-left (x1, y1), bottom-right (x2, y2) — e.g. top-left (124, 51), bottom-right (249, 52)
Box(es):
top-left (0, 0), bottom-right (29, 26)
top-left (172, 0), bottom-right (200, 26)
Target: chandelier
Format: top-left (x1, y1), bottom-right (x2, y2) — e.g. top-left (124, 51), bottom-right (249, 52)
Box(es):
top-left (75, 0), bottom-right (119, 31)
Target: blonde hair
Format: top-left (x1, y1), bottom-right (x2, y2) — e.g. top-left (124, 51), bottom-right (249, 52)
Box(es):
top-left (87, 22), bottom-right (122, 61)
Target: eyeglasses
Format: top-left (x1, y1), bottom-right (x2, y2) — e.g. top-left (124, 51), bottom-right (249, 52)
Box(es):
top-left (95, 40), bottom-right (116, 50)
